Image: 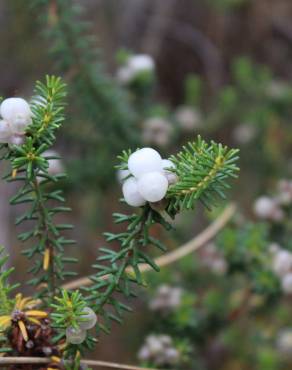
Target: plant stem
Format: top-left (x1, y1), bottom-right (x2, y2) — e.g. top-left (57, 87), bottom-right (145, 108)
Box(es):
top-left (62, 203), bottom-right (236, 290)
top-left (32, 177), bottom-right (56, 298)
top-left (96, 206), bottom-right (151, 313)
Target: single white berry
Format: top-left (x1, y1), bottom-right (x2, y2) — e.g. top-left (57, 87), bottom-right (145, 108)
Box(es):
top-left (9, 135), bottom-right (25, 145)
top-left (165, 347), bottom-right (180, 364)
top-left (78, 307), bottom-right (97, 330)
top-left (66, 326), bottom-right (86, 344)
top-left (142, 117), bottom-right (173, 147)
top-left (128, 148), bottom-right (162, 178)
top-left (146, 335), bottom-right (164, 355)
top-left (138, 346), bottom-right (151, 361)
top-left (43, 150), bottom-right (63, 175)
top-left (272, 250), bottom-right (292, 277)
top-left (122, 177), bottom-right (146, 207)
top-left (162, 159), bottom-right (175, 170)
top-left (137, 171), bottom-right (168, 202)
top-left (128, 54), bottom-right (155, 74)
top-left (116, 66), bottom-right (133, 84)
top-left (282, 273), bottom-right (292, 294)
top-left (0, 98), bottom-right (31, 134)
top-left (277, 329), bottom-right (292, 356)
top-left (162, 159), bottom-right (177, 184)
top-left (253, 196), bottom-right (276, 219)
top-left (175, 106), bottom-right (201, 132)
top-left (117, 169), bottom-right (130, 183)
top-left (117, 54), bottom-right (154, 84)
top-left (0, 120), bottom-right (12, 143)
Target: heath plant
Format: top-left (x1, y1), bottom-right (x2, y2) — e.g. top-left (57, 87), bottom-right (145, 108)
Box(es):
top-left (0, 76), bottom-right (239, 369)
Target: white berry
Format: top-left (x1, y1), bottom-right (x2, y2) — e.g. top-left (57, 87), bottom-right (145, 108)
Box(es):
top-left (78, 307), bottom-right (97, 330)
top-left (272, 250), bottom-right (292, 277)
top-left (117, 169), bottom-right (130, 183)
top-left (128, 54), bottom-right (155, 73)
top-left (282, 273), bottom-right (292, 294)
top-left (0, 120), bottom-right (12, 143)
top-left (138, 172), bottom-right (168, 202)
top-left (66, 326), bottom-right (86, 344)
top-left (122, 177), bottom-right (146, 207)
top-left (253, 196), bottom-right (275, 218)
top-left (128, 148), bottom-right (162, 178)
top-left (43, 150), bottom-right (63, 175)
top-left (0, 98), bottom-right (31, 134)
top-left (162, 159), bottom-right (177, 184)
top-left (9, 135), bottom-right (25, 145)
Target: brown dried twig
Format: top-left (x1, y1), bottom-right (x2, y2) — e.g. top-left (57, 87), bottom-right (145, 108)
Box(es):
top-left (0, 357), bottom-right (156, 370)
top-left (62, 203), bottom-right (236, 290)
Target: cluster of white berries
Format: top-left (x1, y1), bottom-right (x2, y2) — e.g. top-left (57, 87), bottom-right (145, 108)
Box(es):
top-left (142, 117), bottom-right (173, 147)
top-left (276, 329), bottom-right (292, 357)
top-left (121, 148), bottom-right (177, 207)
top-left (199, 243), bottom-right (227, 275)
top-left (117, 54), bottom-right (155, 85)
top-left (66, 307), bottom-right (97, 344)
top-left (175, 106), bottom-right (202, 133)
top-left (138, 334), bottom-right (180, 366)
top-left (0, 97), bottom-right (32, 144)
top-left (149, 284), bottom-right (183, 314)
top-left (270, 244), bottom-right (292, 295)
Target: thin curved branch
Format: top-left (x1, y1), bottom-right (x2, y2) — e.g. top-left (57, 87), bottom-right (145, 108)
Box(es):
top-left (0, 357), bottom-right (156, 370)
top-left (63, 203), bottom-right (236, 290)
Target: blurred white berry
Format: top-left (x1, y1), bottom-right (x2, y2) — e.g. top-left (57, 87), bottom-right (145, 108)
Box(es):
top-left (267, 80), bottom-right (289, 100)
top-left (159, 335), bottom-right (172, 346)
top-left (9, 134), bottom-right (25, 145)
top-left (276, 329), bottom-right (292, 356)
top-left (43, 150), bottom-right (63, 176)
top-left (146, 335), bottom-right (164, 355)
top-left (116, 66), bottom-right (133, 85)
top-left (142, 117), bottom-right (173, 147)
top-left (37, 150), bottom-right (63, 183)
top-left (232, 123), bottom-right (256, 145)
top-left (138, 346), bottom-right (151, 361)
top-left (212, 258), bottom-right (227, 275)
top-left (122, 177), bottom-right (146, 207)
top-left (276, 179), bottom-right (292, 206)
top-left (117, 169), bottom-right (130, 183)
top-left (117, 54), bottom-right (155, 84)
top-left (253, 196), bottom-right (284, 221)
top-left (175, 106), bottom-right (201, 132)
top-left (269, 243), bottom-right (281, 255)
top-left (78, 307), bottom-right (97, 330)
top-left (200, 243), bottom-right (227, 275)
top-left (272, 250), bottom-right (292, 277)
top-left (164, 347), bottom-right (180, 364)
top-left (0, 120), bottom-right (12, 143)
top-left (162, 159), bottom-right (177, 185)
top-left (138, 172), bottom-right (168, 202)
top-left (149, 284), bottom-right (183, 313)
top-left (281, 273), bottom-right (292, 294)
top-left (138, 334), bottom-right (180, 366)
top-left (0, 97), bottom-right (31, 134)
top-left (66, 326), bottom-right (86, 344)
top-left (128, 148), bottom-right (162, 178)
top-left (254, 196), bottom-right (274, 218)
top-left (128, 54), bottom-right (155, 73)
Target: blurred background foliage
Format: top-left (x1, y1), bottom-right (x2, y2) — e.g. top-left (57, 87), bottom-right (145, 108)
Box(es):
top-left (0, 0), bottom-right (292, 368)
